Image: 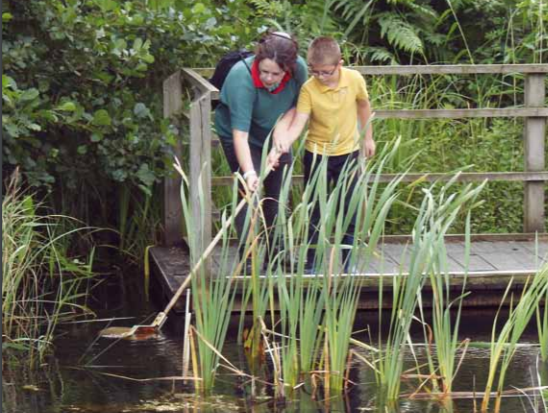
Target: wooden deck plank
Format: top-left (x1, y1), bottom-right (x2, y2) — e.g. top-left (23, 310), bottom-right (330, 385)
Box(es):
top-left (376, 243), bottom-right (411, 272)
top-left (472, 241), bottom-right (542, 272)
top-left (508, 241), bottom-right (548, 266)
top-left (519, 240), bottom-right (548, 262)
top-left (150, 238), bottom-right (547, 311)
top-left (444, 242), bottom-right (497, 272)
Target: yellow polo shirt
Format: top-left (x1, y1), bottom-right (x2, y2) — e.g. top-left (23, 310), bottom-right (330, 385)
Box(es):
top-left (296, 67), bottom-right (369, 156)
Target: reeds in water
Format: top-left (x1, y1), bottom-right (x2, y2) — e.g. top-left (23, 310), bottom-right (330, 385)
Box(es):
top-left (177, 138), bottom-right (494, 401)
top-left (417, 178), bottom-right (484, 397)
top-left (374, 175), bottom-right (484, 403)
top-left (481, 265), bottom-right (548, 412)
top-left (175, 162), bottom-right (239, 392)
top-left (2, 172), bottom-right (96, 363)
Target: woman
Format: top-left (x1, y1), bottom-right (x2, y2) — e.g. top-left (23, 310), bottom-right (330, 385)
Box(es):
top-left (214, 31), bottom-right (308, 268)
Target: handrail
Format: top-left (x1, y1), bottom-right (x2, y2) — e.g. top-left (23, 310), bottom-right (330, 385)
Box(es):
top-left (352, 64), bottom-right (548, 75)
top-left (163, 64), bottom-right (547, 250)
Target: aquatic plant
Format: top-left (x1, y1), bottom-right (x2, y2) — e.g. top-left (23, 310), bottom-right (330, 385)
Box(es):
top-left (374, 175), bottom-right (484, 402)
top-left (536, 235), bottom-right (548, 363)
top-left (2, 172), bottom-right (96, 363)
top-left (418, 186), bottom-right (483, 397)
top-left (257, 139), bottom-right (404, 394)
top-left (318, 149), bottom-right (403, 394)
top-left (539, 289), bottom-right (548, 363)
top-left (481, 265), bottom-right (548, 412)
top-left (175, 162), bottom-right (240, 392)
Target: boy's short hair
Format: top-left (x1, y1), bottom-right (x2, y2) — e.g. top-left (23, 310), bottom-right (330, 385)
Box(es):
top-left (307, 37), bottom-right (341, 66)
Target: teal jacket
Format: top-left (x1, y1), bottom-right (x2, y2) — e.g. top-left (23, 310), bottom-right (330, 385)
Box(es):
top-left (214, 55), bottom-right (308, 149)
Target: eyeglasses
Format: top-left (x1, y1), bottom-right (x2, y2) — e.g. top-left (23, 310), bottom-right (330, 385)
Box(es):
top-left (308, 66), bottom-right (338, 77)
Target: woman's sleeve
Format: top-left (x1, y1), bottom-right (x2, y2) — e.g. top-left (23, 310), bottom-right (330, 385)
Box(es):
top-left (221, 65), bottom-right (255, 132)
top-left (292, 56), bottom-right (308, 106)
top-left (295, 56), bottom-right (308, 89)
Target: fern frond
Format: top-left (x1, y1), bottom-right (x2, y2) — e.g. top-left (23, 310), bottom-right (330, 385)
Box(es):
top-left (249, 0), bottom-right (285, 17)
top-left (407, 2), bottom-right (438, 20)
top-left (367, 46), bottom-right (397, 64)
top-left (378, 14), bottom-right (423, 54)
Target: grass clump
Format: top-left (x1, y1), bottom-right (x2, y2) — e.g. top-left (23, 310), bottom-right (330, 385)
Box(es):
top-left (2, 172), bottom-right (96, 363)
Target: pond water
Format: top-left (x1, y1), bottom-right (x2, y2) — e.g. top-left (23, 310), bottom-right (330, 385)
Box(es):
top-left (3, 273), bottom-right (547, 413)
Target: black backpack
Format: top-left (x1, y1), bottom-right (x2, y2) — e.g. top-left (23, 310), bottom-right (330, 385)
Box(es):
top-left (209, 49), bottom-right (254, 91)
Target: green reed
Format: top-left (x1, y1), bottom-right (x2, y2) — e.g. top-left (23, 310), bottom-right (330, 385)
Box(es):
top-left (2, 173), bottom-right (96, 363)
top-left (176, 163), bottom-right (239, 392)
top-left (318, 147), bottom-right (404, 394)
top-left (244, 139), bottom-right (404, 394)
top-left (481, 265), bottom-right (548, 412)
top-left (374, 175), bottom-right (484, 403)
top-left (535, 235), bottom-right (548, 363)
top-left (418, 188), bottom-right (482, 397)
top-left (539, 289), bottom-right (548, 363)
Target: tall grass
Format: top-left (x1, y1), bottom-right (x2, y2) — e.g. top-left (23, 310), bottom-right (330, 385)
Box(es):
top-left (176, 162), bottom-right (239, 393)
top-left (417, 181), bottom-right (483, 397)
top-left (536, 237), bottom-right (548, 364)
top-left (254, 140), bottom-right (405, 394)
top-left (538, 287), bottom-right (548, 363)
top-left (183, 136), bottom-right (491, 399)
top-left (374, 176), bottom-right (484, 403)
top-left (481, 266), bottom-right (548, 412)
top-left (317, 147), bottom-right (403, 394)
top-left (2, 173), bottom-right (96, 363)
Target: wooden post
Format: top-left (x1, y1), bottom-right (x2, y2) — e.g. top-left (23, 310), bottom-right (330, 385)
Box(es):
top-left (162, 71), bottom-right (183, 245)
top-left (523, 73), bottom-right (546, 233)
top-left (189, 92), bottom-right (212, 273)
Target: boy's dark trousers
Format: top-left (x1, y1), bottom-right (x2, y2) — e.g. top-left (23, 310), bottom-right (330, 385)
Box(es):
top-left (303, 150), bottom-right (360, 270)
top-left (220, 138), bottom-right (292, 262)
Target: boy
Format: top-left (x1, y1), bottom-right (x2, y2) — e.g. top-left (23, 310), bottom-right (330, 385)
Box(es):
top-left (269, 36), bottom-right (375, 273)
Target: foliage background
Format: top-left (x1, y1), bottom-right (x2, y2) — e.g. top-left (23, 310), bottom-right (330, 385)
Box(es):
top-left (2, 0), bottom-right (547, 259)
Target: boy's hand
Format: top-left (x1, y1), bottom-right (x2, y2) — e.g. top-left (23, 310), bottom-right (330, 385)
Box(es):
top-left (267, 148), bottom-right (281, 170)
top-left (364, 138), bottom-right (376, 158)
top-left (273, 135), bottom-right (292, 154)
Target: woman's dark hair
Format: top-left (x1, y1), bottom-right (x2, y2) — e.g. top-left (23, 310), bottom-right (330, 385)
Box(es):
top-left (255, 31), bottom-right (299, 74)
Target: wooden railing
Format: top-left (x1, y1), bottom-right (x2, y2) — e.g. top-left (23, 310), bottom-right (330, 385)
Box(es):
top-left (163, 64), bottom-right (548, 249)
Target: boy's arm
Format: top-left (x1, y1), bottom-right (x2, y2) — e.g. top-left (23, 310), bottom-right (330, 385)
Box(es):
top-left (273, 111), bottom-right (310, 153)
top-left (358, 98), bottom-right (375, 158)
top-left (272, 108), bottom-right (296, 153)
top-left (268, 111), bottom-right (310, 168)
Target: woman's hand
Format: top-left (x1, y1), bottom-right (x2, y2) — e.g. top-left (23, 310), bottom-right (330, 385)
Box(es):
top-left (243, 170), bottom-right (259, 192)
top-left (246, 175), bottom-right (259, 192)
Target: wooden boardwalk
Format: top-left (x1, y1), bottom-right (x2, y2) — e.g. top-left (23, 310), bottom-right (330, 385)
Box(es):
top-left (156, 64), bottom-right (547, 311)
top-left (149, 235), bottom-right (548, 311)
